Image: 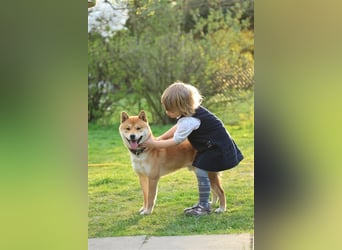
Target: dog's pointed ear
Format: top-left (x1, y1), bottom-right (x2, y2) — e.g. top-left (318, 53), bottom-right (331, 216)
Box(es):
top-left (121, 111), bottom-right (129, 123)
top-left (138, 110), bottom-right (147, 122)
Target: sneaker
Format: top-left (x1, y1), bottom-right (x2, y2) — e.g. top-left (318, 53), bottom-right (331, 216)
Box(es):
top-left (184, 204), bottom-right (211, 216)
top-left (183, 203), bottom-right (200, 213)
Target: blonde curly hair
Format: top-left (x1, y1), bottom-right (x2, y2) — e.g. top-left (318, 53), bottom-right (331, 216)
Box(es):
top-left (161, 81), bottom-right (203, 116)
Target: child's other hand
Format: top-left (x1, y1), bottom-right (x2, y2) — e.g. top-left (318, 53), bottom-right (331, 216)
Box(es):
top-left (142, 137), bottom-right (156, 148)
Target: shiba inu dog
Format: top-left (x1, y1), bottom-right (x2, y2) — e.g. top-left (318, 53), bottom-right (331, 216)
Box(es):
top-left (119, 110), bottom-right (226, 215)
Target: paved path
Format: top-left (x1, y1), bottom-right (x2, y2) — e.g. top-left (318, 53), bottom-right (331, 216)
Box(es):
top-left (89, 233), bottom-right (253, 250)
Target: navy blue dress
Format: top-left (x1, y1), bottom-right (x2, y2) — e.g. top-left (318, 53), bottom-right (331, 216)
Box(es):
top-left (187, 106), bottom-right (244, 172)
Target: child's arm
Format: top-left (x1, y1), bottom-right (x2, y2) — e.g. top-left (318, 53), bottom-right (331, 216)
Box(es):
top-left (143, 137), bottom-right (178, 148)
top-left (142, 125), bottom-right (178, 148)
top-left (144, 117), bottom-right (200, 148)
top-left (156, 125), bottom-right (177, 140)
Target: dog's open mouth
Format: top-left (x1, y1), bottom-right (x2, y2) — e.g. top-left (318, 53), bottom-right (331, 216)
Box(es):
top-left (126, 136), bottom-right (143, 150)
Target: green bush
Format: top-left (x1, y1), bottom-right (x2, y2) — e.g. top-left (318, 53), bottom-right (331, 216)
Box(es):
top-left (88, 0), bottom-right (254, 124)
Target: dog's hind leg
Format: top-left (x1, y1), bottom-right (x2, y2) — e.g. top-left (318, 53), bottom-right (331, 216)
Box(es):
top-left (208, 172), bottom-right (226, 213)
top-left (211, 190), bottom-right (218, 206)
top-left (138, 174), bottom-right (149, 214)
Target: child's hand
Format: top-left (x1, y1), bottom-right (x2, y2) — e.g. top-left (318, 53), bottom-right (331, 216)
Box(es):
top-left (142, 137), bottom-right (156, 148)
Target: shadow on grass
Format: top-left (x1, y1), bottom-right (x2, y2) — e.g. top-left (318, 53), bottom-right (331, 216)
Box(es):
top-left (92, 208), bottom-right (253, 238)
top-left (89, 213), bottom-right (146, 238)
top-left (152, 210), bottom-right (253, 236)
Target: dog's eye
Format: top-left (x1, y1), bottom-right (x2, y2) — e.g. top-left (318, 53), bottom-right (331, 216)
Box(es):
top-left (126, 127), bottom-right (131, 131)
top-left (136, 127), bottom-right (141, 130)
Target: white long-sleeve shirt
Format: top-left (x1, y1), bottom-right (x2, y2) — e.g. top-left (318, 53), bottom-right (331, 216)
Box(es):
top-left (173, 117), bottom-right (201, 144)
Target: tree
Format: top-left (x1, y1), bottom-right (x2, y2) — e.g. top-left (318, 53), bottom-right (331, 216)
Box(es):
top-left (124, 0), bottom-right (254, 123)
top-left (88, 0), bottom-right (254, 124)
top-left (88, 0), bottom-right (129, 38)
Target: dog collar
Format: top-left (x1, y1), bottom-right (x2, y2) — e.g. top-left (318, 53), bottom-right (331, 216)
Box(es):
top-left (129, 147), bottom-right (146, 156)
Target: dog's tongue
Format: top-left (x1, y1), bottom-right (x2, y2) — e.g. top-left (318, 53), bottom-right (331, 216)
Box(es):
top-left (130, 141), bottom-right (139, 149)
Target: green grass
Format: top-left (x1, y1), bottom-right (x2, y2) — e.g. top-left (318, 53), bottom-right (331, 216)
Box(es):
top-left (88, 121), bottom-right (254, 238)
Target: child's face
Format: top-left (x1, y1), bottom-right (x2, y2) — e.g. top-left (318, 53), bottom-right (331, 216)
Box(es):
top-left (165, 110), bottom-right (180, 118)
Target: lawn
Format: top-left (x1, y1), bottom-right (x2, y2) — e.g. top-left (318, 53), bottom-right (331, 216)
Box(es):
top-left (88, 121), bottom-right (254, 238)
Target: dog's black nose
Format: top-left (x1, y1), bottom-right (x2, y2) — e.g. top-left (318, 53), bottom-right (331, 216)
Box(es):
top-left (130, 134), bottom-right (136, 140)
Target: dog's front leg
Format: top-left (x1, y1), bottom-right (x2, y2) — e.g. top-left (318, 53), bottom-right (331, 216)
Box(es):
top-left (138, 174), bottom-right (148, 214)
top-left (140, 177), bottom-right (159, 215)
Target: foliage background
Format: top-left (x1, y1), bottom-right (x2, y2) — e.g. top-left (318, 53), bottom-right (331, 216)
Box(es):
top-left (88, 0), bottom-right (254, 125)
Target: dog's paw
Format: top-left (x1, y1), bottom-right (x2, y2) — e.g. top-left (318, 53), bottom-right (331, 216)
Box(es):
top-left (214, 207), bottom-right (226, 213)
top-left (139, 209), bottom-right (152, 215)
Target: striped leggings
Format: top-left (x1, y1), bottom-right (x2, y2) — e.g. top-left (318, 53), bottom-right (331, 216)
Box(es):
top-left (195, 167), bottom-right (210, 208)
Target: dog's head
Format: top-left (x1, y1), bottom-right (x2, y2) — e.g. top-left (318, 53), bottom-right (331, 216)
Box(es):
top-left (119, 110), bottom-right (151, 150)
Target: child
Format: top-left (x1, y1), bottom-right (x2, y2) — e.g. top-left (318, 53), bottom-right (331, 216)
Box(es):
top-left (142, 82), bottom-right (243, 216)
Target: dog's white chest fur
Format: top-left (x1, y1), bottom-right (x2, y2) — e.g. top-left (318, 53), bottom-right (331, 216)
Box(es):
top-left (130, 154), bottom-right (152, 176)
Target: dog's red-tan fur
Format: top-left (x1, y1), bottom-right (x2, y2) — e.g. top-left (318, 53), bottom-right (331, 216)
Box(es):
top-left (119, 111), bottom-right (226, 215)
